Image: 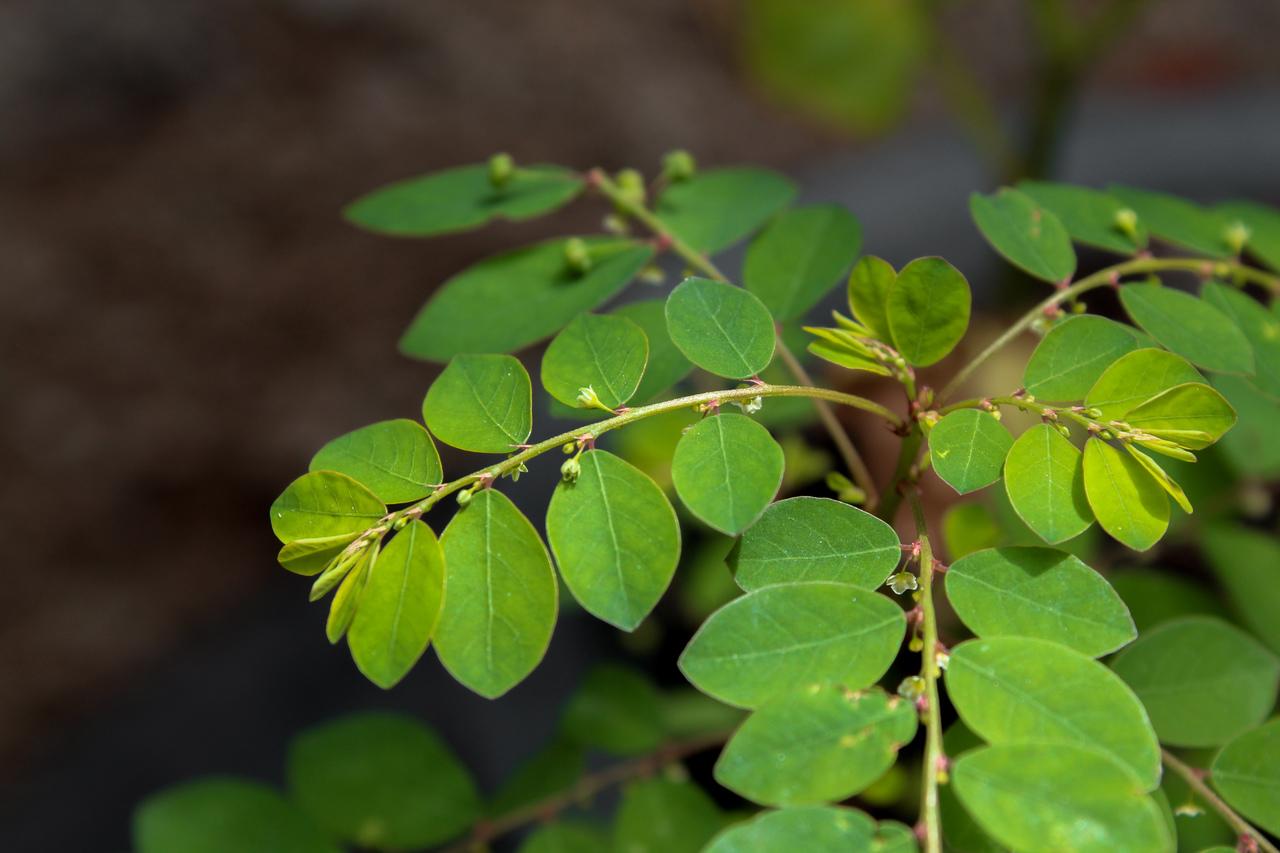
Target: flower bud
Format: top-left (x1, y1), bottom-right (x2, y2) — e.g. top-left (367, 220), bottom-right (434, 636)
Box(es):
top-left (488, 152), bottom-right (515, 189)
top-left (1224, 220), bottom-right (1251, 255)
top-left (1114, 207), bottom-right (1138, 238)
top-left (561, 457), bottom-right (581, 483)
top-left (456, 489), bottom-right (472, 507)
top-left (564, 237), bottom-right (592, 275)
top-left (662, 149), bottom-right (696, 182)
top-left (615, 168), bottom-right (646, 208)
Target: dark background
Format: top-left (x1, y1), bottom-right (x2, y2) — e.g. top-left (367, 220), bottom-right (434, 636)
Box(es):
top-left (2, 2), bottom-right (1279, 850)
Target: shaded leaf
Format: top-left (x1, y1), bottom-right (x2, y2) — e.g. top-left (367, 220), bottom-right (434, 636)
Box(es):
top-left (1109, 567), bottom-right (1227, 634)
top-left (423, 354), bottom-right (532, 453)
top-left (541, 313), bottom-right (648, 410)
top-left (885, 257), bottom-right (971, 367)
top-left (941, 502), bottom-right (1002, 562)
top-left (559, 664), bottom-right (663, 756)
top-left (612, 778), bottom-right (726, 853)
top-left (671, 413), bottom-right (784, 534)
top-left (1219, 199), bottom-right (1280, 271)
top-left (1201, 280), bottom-right (1280, 399)
top-left (969, 188), bottom-right (1075, 283)
top-left (929, 409), bottom-right (1012, 494)
top-left (1119, 283), bottom-right (1254, 375)
top-left (656, 168), bottom-right (797, 254)
top-left (1023, 315), bottom-right (1143, 402)
top-left (613, 299), bottom-right (693, 402)
top-left (1003, 424), bottom-right (1093, 544)
top-left (135, 779), bottom-right (339, 853)
top-left (1201, 523), bottom-right (1280, 656)
top-left (665, 277), bottom-right (776, 379)
top-left (1018, 181), bottom-right (1148, 254)
top-left (744, 205), bottom-right (862, 321)
top-left (1082, 438), bottom-right (1169, 551)
top-left (1211, 373), bottom-right (1280, 478)
top-left (1210, 718), bottom-right (1280, 836)
top-left (1108, 185), bottom-right (1232, 257)
top-left (519, 822), bottom-right (609, 853)
top-left (270, 470), bottom-right (386, 544)
top-left (311, 419), bottom-right (442, 504)
top-left (487, 739), bottom-right (584, 818)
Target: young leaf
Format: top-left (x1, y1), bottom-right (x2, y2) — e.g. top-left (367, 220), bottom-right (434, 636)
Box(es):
top-left (1082, 438), bottom-right (1170, 551)
top-left (704, 806), bottom-right (878, 852)
top-left (423, 354), bottom-right (532, 453)
top-left (744, 205), bottom-right (862, 321)
top-left (400, 238), bottom-right (653, 361)
top-left (1210, 718), bottom-right (1280, 836)
top-left (655, 167), bottom-right (798, 254)
top-left (134, 779), bottom-right (339, 853)
top-left (1109, 567), bottom-right (1228, 634)
top-left (325, 545), bottom-right (371, 643)
top-left (310, 419), bottom-right (442, 504)
top-left (545, 450), bottom-right (681, 630)
top-left (1126, 382), bottom-right (1236, 451)
top-left (434, 490), bottom-right (558, 698)
top-left (885, 256), bottom-right (971, 367)
top-left (344, 163), bottom-right (582, 237)
top-left (1119, 282), bottom-right (1254, 375)
top-left (520, 822), bottom-right (610, 853)
top-left (945, 637), bottom-right (1160, 788)
top-left (611, 778), bottom-right (726, 853)
top-left (612, 300), bottom-right (693, 402)
top-left (1086, 348), bottom-right (1204, 421)
top-left (1202, 524), bottom-right (1280, 655)
top-left (270, 470), bottom-right (386, 544)
top-left (278, 533), bottom-right (358, 576)
top-left (1017, 181), bottom-right (1148, 254)
top-left (1219, 199), bottom-right (1280, 272)
top-left (953, 744), bottom-right (1171, 853)
top-left (1123, 444), bottom-right (1192, 513)
top-left (1110, 616), bottom-right (1280, 747)
top-left (928, 409), bottom-right (1013, 494)
top-left (1108, 185), bottom-right (1233, 257)
top-left (678, 581), bottom-right (905, 709)
top-left (945, 546), bottom-right (1136, 657)
top-left (559, 664), bottom-right (664, 756)
top-left (1022, 315), bottom-right (1144, 402)
top-left (671, 413), bottom-right (784, 534)
top-left (969, 188), bottom-right (1075, 283)
top-left (1003, 424), bottom-right (1093, 544)
top-left (1201, 280), bottom-right (1280, 399)
top-left (348, 520), bottom-right (445, 688)
top-left (286, 712), bottom-right (480, 850)
top-left (728, 496), bottom-right (901, 591)
top-left (714, 686), bottom-right (916, 806)
top-left (540, 314), bottom-right (648, 410)
top-left (665, 277), bottom-right (776, 380)
top-left (846, 255), bottom-right (896, 342)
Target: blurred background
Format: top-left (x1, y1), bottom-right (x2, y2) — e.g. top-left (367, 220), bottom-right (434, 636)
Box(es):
top-left (3, 1), bottom-right (1279, 849)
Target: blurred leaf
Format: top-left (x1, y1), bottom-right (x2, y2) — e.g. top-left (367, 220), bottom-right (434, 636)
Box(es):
top-left (487, 739), bottom-right (584, 818)
top-left (1210, 373), bottom-right (1280, 477)
top-left (1108, 567), bottom-right (1227, 634)
top-left (1018, 181), bottom-right (1147, 255)
top-left (1108, 186), bottom-right (1233, 257)
top-left (659, 688), bottom-right (745, 740)
top-left (1086, 348), bottom-right (1205, 421)
top-left (1210, 718), bottom-right (1280, 836)
top-left (665, 277), bottom-right (776, 379)
top-left (1083, 438), bottom-right (1169, 551)
top-left (676, 534), bottom-right (741, 626)
top-left (929, 410), bottom-right (1012, 495)
top-left (1201, 524), bottom-right (1280, 655)
top-left (1119, 283), bottom-right (1254, 375)
top-left (613, 299), bottom-right (693, 403)
top-left (612, 778), bottom-right (726, 853)
top-left (886, 257), bottom-right (971, 367)
top-left (560, 665), bottom-right (664, 756)
top-left (1219, 199), bottom-right (1280, 271)
top-left (310, 419), bottom-right (442, 504)
top-left (671, 414), bottom-right (784, 534)
top-left (656, 167), bottom-right (797, 254)
top-left (969, 188), bottom-right (1075, 283)
top-left (519, 821), bottom-right (609, 853)
top-left (847, 255), bottom-right (897, 342)
top-left (541, 314), bottom-right (648, 410)
top-left (270, 470), bottom-right (385, 544)
top-left (1003, 424), bottom-right (1093, 544)
top-left (1201, 281), bottom-right (1280, 399)
top-left (941, 502), bottom-right (1002, 561)
top-left (423, 354), bottom-right (532, 453)
top-left (744, 205), bottom-right (862, 321)
top-left (1023, 315), bottom-right (1144, 402)
top-left (703, 806), bottom-right (877, 852)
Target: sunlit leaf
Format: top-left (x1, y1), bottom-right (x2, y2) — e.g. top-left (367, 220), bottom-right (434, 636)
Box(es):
top-left (1082, 438), bottom-right (1170, 551)
top-left (1086, 348), bottom-right (1204, 421)
top-left (656, 168), bottom-right (797, 254)
top-left (671, 413), bottom-right (784, 534)
top-left (1003, 424), bottom-right (1093, 544)
top-left (1123, 382), bottom-right (1236, 450)
top-left (928, 409), bottom-right (1012, 494)
top-left (540, 313), bottom-right (647, 411)
top-left (969, 188), bottom-right (1075, 283)
top-left (744, 205), bottom-right (862, 321)
top-left (1023, 315), bottom-right (1143, 402)
top-left (703, 806), bottom-right (878, 853)
top-left (665, 277), bottom-right (776, 379)
top-left (423, 354), bottom-right (532, 453)
top-left (310, 419), bottom-right (442, 504)
top-left (885, 257), bottom-right (971, 367)
top-left (278, 533), bottom-right (359, 576)
top-left (271, 470), bottom-right (386, 544)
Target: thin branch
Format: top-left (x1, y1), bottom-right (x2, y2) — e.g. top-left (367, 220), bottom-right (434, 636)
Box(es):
top-left (908, 490), bottom-right (944, 853)
top-left (1161, 749), bottom-right (1278, 853)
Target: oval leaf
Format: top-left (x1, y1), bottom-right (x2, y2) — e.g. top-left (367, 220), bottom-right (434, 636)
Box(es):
top-left (1201, 280), bottom-right (1280, 399)
top-left (135, 779), bottom-right (338, 853)
top-left (1086, 348), bottom-right (1205, 421)
top-left (656, 167), bottom-right (798, 254)
top-left (969, 188), bottom-right (1075, 283)
top-left (847, 255), bottom-right (896, 342)
top-left (1023, 315), bottom-right (1143, 402)
top-left (886, 256), bottom-right (971, 367)
top-left (671, 413), bottom-right (784, 534)
top-left (1082, 438), bottom-right (1169, 551)
top-left (1124, 382), bottom-right (1236, 450)
top-left (559, 664), bottom-right (664, 756)
top-left (1018, 181), bottom-right (1148, 254)
top-left (1108, 185), bottom-right (1232, 257)
top-left (612, 778), bottom-right (726, 853)
top-left (310, 419), bottom-right (442, 504)
top-left (541, 313), bottom-right (648, 410)
top-left (270, 470), bottom-right (386, 544)
top-left (704, 806), bottom-right (877, 853)
top-left (929, 409), bottom-right (1013, 494)
top-left (1003, 424), bottom-right (1093, 544)
top-left (1211, 718), bottom-right (1280, 836)
top-left (744, 205), bottom-right (862, 321)
top-left (1202, 523), bottom-right (1280, 656)
top-left (423, 354), bottom-right (532, 453)
top-left (612, 299), bottom-right (693, 402)
top-left (665, 278), bottom-right (776, 380)
top-left (1119, 283), bottom-right (1254, 375)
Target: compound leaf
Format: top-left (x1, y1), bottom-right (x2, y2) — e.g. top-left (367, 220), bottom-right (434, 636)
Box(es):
top-left (1003, 424), bottom-right (1093, 544)
top-left (423, 354), bottom-right (532, 453)
top-left (1082, 438), bottom-right (1169, 552)
top-left (656, 167), bottom-right (797, 254)
top-left (271, 470), bottom-right (386, 544)
top-left (886, 257), bottom-right (971, 367)
top-left (1211, 718), bottom-right (1280, 836)
top-left (671, 413), bottom-right (784, 534)
top-left (969, 188), bottom-right (1075, 283)
top-left (310, 419), bottom-right (442, 504)
top-left (744, 205), bottom-right (862, 321)
top-left (1023, 315), bottom-right (1143, 402)
top-left (929, 409), bottom-right (1012, 494)
top-left (541, 313), bottom-right (648, 410)
top-left (1017, 181), bottom-right (1147, 254)
top-left (665, 277), bottom-right (776, 379)
top-left (1119, 283), bottom-right (1254, 375)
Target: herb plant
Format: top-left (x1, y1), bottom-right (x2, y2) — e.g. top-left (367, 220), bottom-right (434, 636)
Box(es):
top-left (137, 153), bottom-right (1280, 852)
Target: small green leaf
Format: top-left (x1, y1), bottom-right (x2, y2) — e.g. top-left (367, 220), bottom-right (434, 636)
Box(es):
top-left (1210, 718), bottom-right (1280, 836)
top-left (278, 534), bottom-right (358, 576)
top-left (1017, 181), bottom-right (1148, 254)
top-left (1108, 185), bottom-right (1233, 257)
top-left (1219, 199), bottom-right (1280, 271)
top-left (270, 470), bottom-right (386, 544)
top-left (744, 205), bottom-right (862, 321)
top-left (486, 739), bottom-right (584, 818)
top-left (946, 546), bottom-right (1135, 656)
top-left (546, 450), bottom-right (680, 630)
top-left (671, 413), bottom-right (784, 534)
top-left (612, 300), bottom-right (693, 402)
top-left (1086, 348), bottom-right (1205, 421)
top-left (1201, 280), bottom-right (1280, 399)
top-left (1110, 616), bottom-right (1280, 747)
top-left (665, 277), bottom-right (776, 380)
top-left (519, 822), bottom-right (610, 853)
top-left (1202, 523), bottom-right (1280, 655)
top-left (946, 637), bottom-right (1160, 788)
top-left (885, 257), bottom-right (971, 367)
top-left (1109, 567), bottom-right (1227, 634)
top-left (714, 686), bottom-right (916, 806)
top-left (656, 167), bottom-right (798, 254)
top-left (423, 354), bottom-right (532, 453)
top-left (286, 712), bottom-right (480, 850)
top-left (1023, 315), bottom-right (1144, 402)
top-left (1119, 283), bottom-right (1254, 375)
top-left (400, 238), bottom-right (653, 361)
top-left (325, 545), bottom-right (372, 643)
top-left (704, 806), bottom-right (878, 853)
top-left (969, 188), bottom-right (1076, 283)
top-left (1003, 424), bottom-right (1093, 544)
top-left (929, 409), bottom-right (1013, 494)
top-left (540, 313), bottom-right (648, 410)
top-left (559, 664), bottom-right (664, 756)
top-left (348, 520), bottom-right (444, 688)
top-left (847, 255), bottom-right (897, 342)
top-left (310, 419), bottom-right (442, 504)
top-left (611, 778), bottom-right (726, 853)
top-left (938, 723), bottom-right (1005, 853)
top-left (1082, 438), bottom-right (1170, 551)
top-left (434, 490), bottom-right (558, 698)
top-left (679, 581), bottom-right (905, 708)
top-left (953, 744), bottom-right (1171, 853)
top-left (1123, 382), bottom-right (1237, 450)
top-left (1122, 444), bottom-right (1192, 514)
top-left (729, 496), bottom-right (901, 591)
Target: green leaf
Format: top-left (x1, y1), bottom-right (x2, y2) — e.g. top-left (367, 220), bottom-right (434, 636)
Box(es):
top-left (658, 688), bottom-right (746, 740)
top-left (611, 778), bottom-right (726, 853)
top-left (1202, 524), bottom-right (1280, 655)
top-left (1123, 444), bottom-right (1192, 514)
top-left (728, 496), bottom-right (901, 591)
top-left (1086, 348), bottom-right (1205, 421)
top-left (310, 419), bottom-right (442, 504)
top-left (423, 354), bottom-right (532, 453)
top-left (325, 544), bottom-right (371, 643)
top-left (134, 779), bottom-right (339, 853)
top-left (1108, 185), bottom-right (1233, 257)
top-left (671, 413), bottom-right (784, 534)
top-left (559, 665), bottom-right (663, 756)
top-left (613, 299), bottom-right (693, 402)
top-left (1119, 283), bottom-right (1254, 375)
top-left (679, 581), bottom-right (905, 709)
top-left (946, 637), bottom-right (1160, 788)
top-left (929, 409), bottom-right (1013, 495)
top-left (665, 277), bottom-right (776, 380)
top-left (400, 238), bottom-right (653, 361)
top-left (1201, 280), bottom-right (1280, 399)
top-left (847, 255), bottom-right (897, 342)
top-left (1123, 382), bottom-right (1237, 450)
top-left (1211, 373), bottom-right (1280, 478)
top-left (953, 744), bottom-right (1171, 853)
top-left (270, 470), bottom-right (386, 544)
top-left (434, 490), bottom-right (558, 698)
top-left (1110, 616), bottom-right (1280, 747)
top-left (938, 723), bottom-right (1006, 853)
top-left (1017, 181), bottom-right (1148, 254)
top-left (1023, 315), bottom-right (1144, 402)
top-left (1219, 199), bottom-right (1280, 271)
top-left (347, 520), bottom-right (444, 688)
top-left (546, 449), bottom-right (680, 630)
top-left (286, 712), bottom-right (480, 850)
top-left (656, 167), bottom-right (797, 254)
top-left (1003, 424), bottom-right (1093, 544)
top-left (1109, 567), bottom-right (1227, 634)
top-left (946, 547), bottom-right (1136, 656)
top-left (345, 164), bottom-right (581, 237)
top-left (704, 806), bottom-right (877, 852)
top-left (941, 502), bottom-right (1003, 562)
top-left (519, 822), bottom-right (609, 853)
top-left (885, 257), bottom-right (971, 367)
top-left (969, 188), bottom-right (1076, 283)
top-left (1210, 718), bottom-right (1280, 836)
top-left (486, 738), bottom-right (584, 818)
top-left (540, 313), bottom-right (647, 410)
top-left (715, 686), bottom-right (916, 806)
top-left (1082, 438), bottom-right (1170, 551)
top-left (278, 533), bottom-right (358, 576)
top-left (744, 205), bottom-right (862, 321)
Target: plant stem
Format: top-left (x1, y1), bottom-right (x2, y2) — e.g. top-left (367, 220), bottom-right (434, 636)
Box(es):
top-left (1161, 749), bottom-right (1278, 853)
top-left (908, 490), bottom-right (944, 853)
top-left (877, 426), bottom-right (923, 525)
